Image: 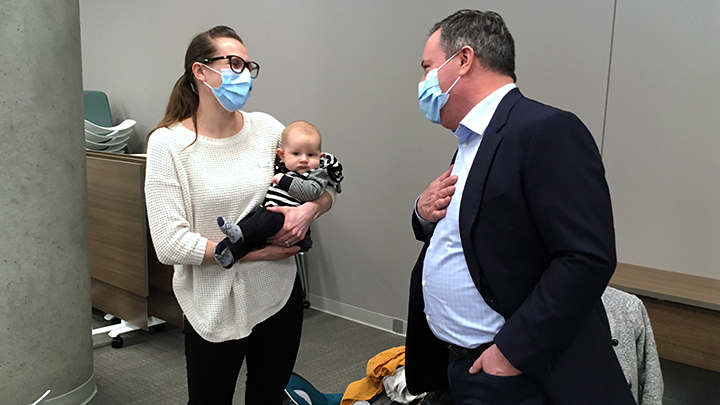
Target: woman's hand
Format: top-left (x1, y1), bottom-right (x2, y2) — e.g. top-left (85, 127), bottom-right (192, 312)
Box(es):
top-left (266, 192), bottom-right (332, 246)
top-left (202, 240), bottom-right (219, 264)
top-left (265, 203), bottom-right (316, 246)
top-left (243, 244), bottom-right (300, 261)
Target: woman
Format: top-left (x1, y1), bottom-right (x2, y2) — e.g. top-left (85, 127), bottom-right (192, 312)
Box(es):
top-left (144, 26), bottom-right (334, 404)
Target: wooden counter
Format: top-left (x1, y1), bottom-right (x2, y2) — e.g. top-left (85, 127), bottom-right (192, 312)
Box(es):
top-left (611, 263), bottom-right (720, 373)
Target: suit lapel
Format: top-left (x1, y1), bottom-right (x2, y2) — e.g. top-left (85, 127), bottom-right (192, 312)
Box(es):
top-left (459, 88), bottom-right (523, 283)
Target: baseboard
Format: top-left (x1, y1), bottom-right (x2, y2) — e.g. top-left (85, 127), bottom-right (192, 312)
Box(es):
top-left (308, 294), bottom-right (406, 336)
top-left (43, 372), bottom-right (96, 405)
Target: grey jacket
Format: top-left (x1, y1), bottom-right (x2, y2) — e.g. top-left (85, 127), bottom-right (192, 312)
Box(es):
top-left (264, 153), bottom-right (344, 207)
top-left (602, 287), bottom-right (664, 405)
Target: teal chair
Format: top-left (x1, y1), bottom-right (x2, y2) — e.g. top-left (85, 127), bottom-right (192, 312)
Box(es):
top-left (283, 372), bottom-right (342, 405)
top-left (83, 90), bottom-right (113, 127)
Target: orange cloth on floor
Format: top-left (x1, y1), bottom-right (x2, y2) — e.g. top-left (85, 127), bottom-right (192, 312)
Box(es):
top-left (341, 346), bottom-right (406, 405)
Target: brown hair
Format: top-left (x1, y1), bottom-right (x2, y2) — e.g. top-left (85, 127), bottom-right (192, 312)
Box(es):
top-left (147, 26), bottom-right (243, 147)
top-left (281, 120), bottom-right (322, 151)
top-left (431, 10), bottom-right (516, 82)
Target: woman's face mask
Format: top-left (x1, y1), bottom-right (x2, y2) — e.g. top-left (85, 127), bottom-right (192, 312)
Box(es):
top-left (202, 65), bottom-right (252, 112)
top-left (418, 50), bottom-right (461, 124)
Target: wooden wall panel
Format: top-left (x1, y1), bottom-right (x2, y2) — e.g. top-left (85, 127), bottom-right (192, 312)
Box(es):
top-left (612, 263), bottom-right (720, 372)
top-left (640, 296), bottom-right (720, 373)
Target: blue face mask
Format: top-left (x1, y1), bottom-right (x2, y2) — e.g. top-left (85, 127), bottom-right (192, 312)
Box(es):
top-left (418, 51), bottom-right (461, 124)
top-left (203, 66), bottom-right (252, 111)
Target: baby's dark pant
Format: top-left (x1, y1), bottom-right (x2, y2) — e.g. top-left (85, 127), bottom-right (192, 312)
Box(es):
top-left (230, 207), bottom-right (312, 259)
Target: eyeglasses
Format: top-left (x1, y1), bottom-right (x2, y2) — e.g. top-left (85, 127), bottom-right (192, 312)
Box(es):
top-left (201, 55), bottom-right (260, 78)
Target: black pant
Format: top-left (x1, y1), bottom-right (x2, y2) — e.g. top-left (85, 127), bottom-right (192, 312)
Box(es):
top-left (230, 207), bottom-right (313, 259)
top-left (447, 353), bottom-right (547, 405)
top-left (183, 276), bottom-right (304, 405)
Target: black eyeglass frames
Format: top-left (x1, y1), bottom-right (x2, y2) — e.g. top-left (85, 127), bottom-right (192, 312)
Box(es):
top-left (201, 55), bottom-right (260, 78)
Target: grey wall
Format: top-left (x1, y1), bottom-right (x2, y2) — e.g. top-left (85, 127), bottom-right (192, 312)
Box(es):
top-left (603, 0), bottom-right (720, 279)
top-left (79, 0), bottom-right (720, 325)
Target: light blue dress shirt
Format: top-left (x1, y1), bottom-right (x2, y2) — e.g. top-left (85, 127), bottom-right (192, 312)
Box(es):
top-left (421, 83), bottom-right (517, 349)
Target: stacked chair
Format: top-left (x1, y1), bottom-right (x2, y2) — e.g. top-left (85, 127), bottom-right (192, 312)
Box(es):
top-left (83, 90), bottom-right (136, 153)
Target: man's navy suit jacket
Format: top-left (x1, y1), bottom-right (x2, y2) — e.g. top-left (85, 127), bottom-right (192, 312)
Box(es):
top-left (405, 88), bottom-right (636, 405)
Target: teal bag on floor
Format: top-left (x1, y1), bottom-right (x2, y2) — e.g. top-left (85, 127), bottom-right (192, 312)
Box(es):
top-left (283, 372), bottom-right (342, 405)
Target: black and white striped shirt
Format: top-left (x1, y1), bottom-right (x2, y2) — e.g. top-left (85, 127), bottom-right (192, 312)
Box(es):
top-left (262, 153), bottom-right (344, 208)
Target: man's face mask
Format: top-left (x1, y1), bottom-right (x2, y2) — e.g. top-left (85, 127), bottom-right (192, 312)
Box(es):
top-left (203, 66), bottom-right (252, 112)
top-left (418, 50), bottom-right (461, 124)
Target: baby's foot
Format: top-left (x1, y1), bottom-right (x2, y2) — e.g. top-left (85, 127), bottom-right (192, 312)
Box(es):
top-left (214, 239), bottom-right (235, 269)
top-left (217, 217), bottom-right (244, 244)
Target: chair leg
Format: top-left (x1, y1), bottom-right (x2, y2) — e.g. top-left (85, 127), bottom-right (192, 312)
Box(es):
top-left (295, 253), bottom-right (310, 308)
top-left (92, 315), bottom-right (166, 348)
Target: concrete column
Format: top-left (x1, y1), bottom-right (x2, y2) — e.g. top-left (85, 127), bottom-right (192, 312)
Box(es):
top-left (0, 1), bottom-right (96, 404)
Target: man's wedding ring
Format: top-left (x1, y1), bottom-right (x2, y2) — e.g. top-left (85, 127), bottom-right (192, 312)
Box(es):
top-left (284, 240), bottom-right (290, 247)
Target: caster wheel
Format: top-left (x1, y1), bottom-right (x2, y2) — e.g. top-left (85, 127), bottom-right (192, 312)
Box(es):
top-left (152, 323), bottom-right (166, 332)
top-left (303, 300), bottom-right (310, 309)
top-left (110, 317), bottom-right (121, 325)
top-left (111, 336), bottom-right (123, 348)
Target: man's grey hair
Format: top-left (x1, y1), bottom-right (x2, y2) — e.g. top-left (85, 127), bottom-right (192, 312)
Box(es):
top-left (431, 9), bottom-right (516, 82)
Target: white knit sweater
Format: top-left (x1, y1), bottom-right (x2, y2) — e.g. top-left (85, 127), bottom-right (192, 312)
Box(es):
top-left (145, 111), bottom-right (298, 342)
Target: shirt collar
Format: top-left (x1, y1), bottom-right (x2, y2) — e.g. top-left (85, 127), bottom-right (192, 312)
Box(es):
top-left (454, 83), bottom-right (517, 145)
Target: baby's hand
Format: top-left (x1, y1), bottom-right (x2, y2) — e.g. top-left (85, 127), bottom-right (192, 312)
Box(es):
top-left (271, 173), bottom-right (284, 184)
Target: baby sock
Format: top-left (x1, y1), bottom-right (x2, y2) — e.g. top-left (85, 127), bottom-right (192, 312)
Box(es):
top-left (217, 217), bottom-right (244, 244)
top-left (214, 239), bottom-right (235, 269)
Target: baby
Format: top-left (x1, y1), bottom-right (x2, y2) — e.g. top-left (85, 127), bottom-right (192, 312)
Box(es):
top-left (214, 120), bottom-right (343, 268)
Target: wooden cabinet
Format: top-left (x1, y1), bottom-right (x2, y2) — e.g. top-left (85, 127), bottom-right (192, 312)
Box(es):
top-left (86, 151), bottom-right (182, 329)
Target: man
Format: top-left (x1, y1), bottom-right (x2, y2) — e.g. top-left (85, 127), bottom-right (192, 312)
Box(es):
top-left (405, 9), bottom-right (636, 405)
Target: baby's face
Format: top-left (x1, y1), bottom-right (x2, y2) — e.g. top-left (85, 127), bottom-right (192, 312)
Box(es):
top-left (280, 131), bottom-right (322, 174)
